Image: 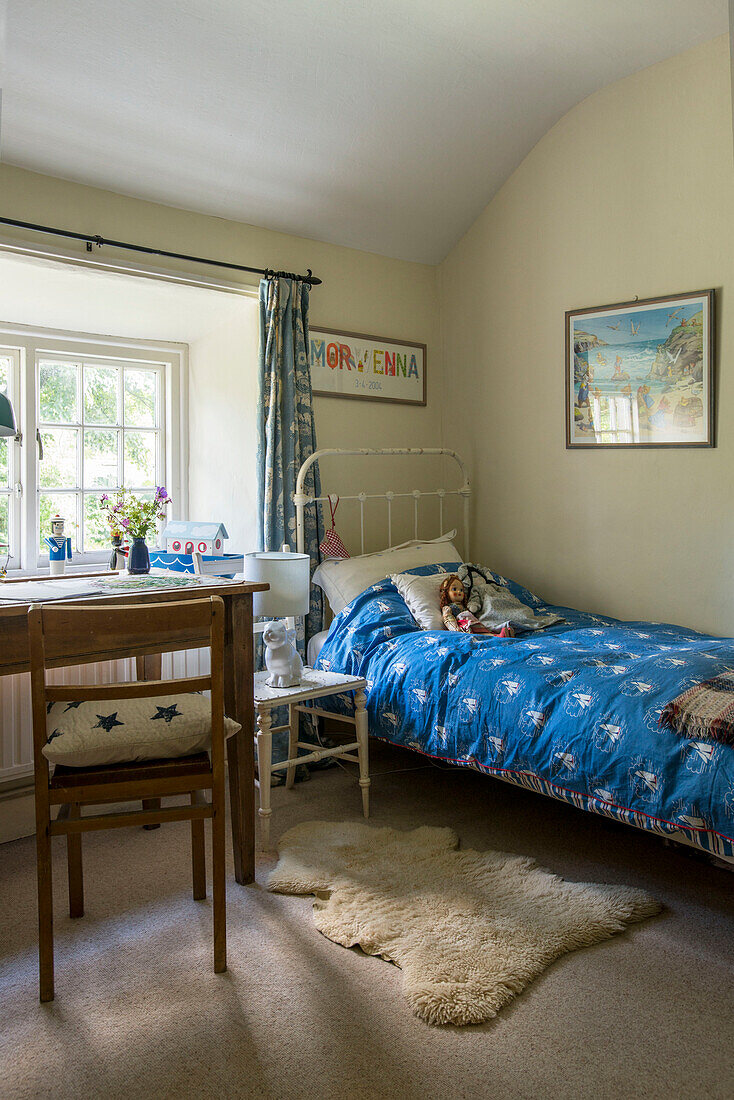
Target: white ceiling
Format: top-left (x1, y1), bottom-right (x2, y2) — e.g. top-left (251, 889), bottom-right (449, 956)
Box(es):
top-left (1, 1), bottom-right (729, 264)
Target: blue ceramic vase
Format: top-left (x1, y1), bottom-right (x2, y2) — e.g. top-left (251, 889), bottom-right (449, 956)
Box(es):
top-left (128, 537), bottom-right (151, 575)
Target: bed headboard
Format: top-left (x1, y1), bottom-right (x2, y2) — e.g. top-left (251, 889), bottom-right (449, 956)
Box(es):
top-left (293, 447), bottom-right (471, 558)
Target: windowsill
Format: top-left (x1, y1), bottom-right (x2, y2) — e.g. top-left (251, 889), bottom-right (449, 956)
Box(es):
top-left (6, 559), bottom-right (125, 580)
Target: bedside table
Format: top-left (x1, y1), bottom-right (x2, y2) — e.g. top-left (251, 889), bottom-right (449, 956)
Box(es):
top-left (253, 668), bottom-right (370, 849)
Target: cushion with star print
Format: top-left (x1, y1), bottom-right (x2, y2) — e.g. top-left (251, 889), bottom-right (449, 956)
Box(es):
top-left (42, 693), bottom-right (241, 767)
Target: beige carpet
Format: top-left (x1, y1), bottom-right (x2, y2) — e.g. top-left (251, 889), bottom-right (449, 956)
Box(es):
top-left (269, 820), bottom-right (661, 1025)
top-left (1, 740), bottom-right (733, 1099)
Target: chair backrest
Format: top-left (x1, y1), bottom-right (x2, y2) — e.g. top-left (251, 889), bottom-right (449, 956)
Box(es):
top-left (28, 597), bottom-right (226, 778)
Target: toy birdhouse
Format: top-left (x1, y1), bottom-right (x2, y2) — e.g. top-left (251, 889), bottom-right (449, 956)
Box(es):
top-left (161, 520), bottom-right (228, 556)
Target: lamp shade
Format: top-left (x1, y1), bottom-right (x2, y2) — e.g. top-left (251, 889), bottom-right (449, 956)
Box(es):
top-left (244, 549), bottom-right (311, 618)
top-left (0, 392), bottom-right (16, 437)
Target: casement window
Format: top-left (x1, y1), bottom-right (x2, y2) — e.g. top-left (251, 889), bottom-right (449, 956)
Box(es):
top-left (0, 323), bottom-right (185, 572)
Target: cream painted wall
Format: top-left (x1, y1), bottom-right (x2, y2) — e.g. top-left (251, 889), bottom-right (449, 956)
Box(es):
top-left (188, 299), bottom-right (259, 549)
top-left (0, 162), bottom-right (445, 554)
top-left (439, 35), bottom-right (734, 635)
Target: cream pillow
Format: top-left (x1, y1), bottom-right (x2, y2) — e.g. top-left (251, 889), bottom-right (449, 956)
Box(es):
top-left (312, 531), bottom-right (462, 614)
top-left (43, 693), bottom-right (241, 768)
top-left (391, 570), bottom-right (453, 631)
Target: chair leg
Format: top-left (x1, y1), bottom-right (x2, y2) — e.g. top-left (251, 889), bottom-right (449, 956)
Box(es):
top-left (285, 704), bottom-right (298, 790)
top-left (212, 786), bottom-right (227, 974)
top-left (255, 707), bottom-right (273, 850)
top-left (355, 688), bottom-right (371, 819)
top-left (136, 656), bottom-right (163, 830)
top-left (190, 791), bottom-right (206, 901)
top-left (35, 822), bottom-right (54, 1002)
top-left (63, 804), bottom-right (84, 918)
top-left (142, 797), bottom-right (162, 830)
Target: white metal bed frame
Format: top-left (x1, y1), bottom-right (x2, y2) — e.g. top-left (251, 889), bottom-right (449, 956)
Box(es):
top-left (292, 446), bottom-right (734, 869)
top-left (294, 447), bottom-right (471, 558)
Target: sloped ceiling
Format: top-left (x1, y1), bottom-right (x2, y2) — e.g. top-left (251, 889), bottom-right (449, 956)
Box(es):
top-left (0, 0), bottom-right (729, 263)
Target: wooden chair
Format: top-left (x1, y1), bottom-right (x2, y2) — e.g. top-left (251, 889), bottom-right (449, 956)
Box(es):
top-left (28, 597), bottom-right (227, 1002)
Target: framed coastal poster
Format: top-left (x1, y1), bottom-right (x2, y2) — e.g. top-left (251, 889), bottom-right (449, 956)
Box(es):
top-left (565, 290), bottom-right (714, 448)
top-left (309, 327), bottom-right (426, 406)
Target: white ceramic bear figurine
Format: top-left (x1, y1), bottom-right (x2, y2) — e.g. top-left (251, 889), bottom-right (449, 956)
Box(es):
top-left (263, 620), bottom-right (303, 688)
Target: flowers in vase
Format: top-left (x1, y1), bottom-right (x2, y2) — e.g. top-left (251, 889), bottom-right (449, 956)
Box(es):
top-left (100, 487), bottom-right (172, 541)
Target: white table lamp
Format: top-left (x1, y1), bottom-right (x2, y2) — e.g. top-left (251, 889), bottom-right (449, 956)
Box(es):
top-left (244, 546), bottom-right (311, 620)
top-left (244, 546), bottom-right (311, 686)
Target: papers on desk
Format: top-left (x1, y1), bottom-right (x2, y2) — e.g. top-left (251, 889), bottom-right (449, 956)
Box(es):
top-left (0, 572), bottom-right (242, 603)
top-left (0, 578), bottom-right (103, 602)
top-left (95, 572), bottom-right (240, 591)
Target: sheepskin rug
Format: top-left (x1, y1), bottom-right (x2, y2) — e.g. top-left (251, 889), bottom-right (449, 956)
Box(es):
top-left (268, 820), bottom-right (661, 1026)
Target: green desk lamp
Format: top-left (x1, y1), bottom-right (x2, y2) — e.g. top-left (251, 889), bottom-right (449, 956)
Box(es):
top-left (0, 392), bottom-right (16, 437)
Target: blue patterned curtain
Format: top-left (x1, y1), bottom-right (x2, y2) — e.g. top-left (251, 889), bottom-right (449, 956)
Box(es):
top-left (257, 275), bottom-right (324, 652)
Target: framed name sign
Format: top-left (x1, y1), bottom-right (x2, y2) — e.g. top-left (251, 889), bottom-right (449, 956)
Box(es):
top-left (309, 327), bottom-right (426, 406)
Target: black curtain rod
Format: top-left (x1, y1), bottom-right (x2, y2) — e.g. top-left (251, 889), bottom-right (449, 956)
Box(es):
top-left (0, 215), bottom-right (322, 286)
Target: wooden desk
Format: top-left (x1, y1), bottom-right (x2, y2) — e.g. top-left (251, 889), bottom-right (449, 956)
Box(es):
top-left (0, 577), bottom-right (268, 885)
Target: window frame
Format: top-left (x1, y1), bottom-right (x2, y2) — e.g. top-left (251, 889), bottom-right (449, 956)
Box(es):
top-left (0, 322), bottom-right (188, 574)
top-left (0, 346), bottom-right (23, 570)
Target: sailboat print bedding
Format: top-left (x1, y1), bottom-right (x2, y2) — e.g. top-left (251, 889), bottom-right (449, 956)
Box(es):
top-left (313, 564), bottom-right (734, 861)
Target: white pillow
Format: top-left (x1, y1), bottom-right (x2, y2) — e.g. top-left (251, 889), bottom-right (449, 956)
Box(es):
top-left (391, 570), bottom-right (453, 631)
top-left (307, 629), bottom-right (331, 666)
top-left (43, 693), bottom-right (241, 768)
top-left (312, 531), bottom-right (462, 614)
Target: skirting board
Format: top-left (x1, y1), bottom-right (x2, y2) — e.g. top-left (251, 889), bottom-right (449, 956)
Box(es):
top-left (0, 787), bottom-right (35, 844)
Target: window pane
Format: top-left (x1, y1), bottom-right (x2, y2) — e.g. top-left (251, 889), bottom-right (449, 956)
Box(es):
top-left (84, 365), bottom-right (119, 424)
top-left (39, 361), bottom-right (78, 423)
top-left (0, 439), bottom-right (8, 488)
top-left (84, 429), bottom-right (119, 488)
top-left (0, 356), bottom-right (10, 393)
top-left (40, 428), bottom-right (78, 489)
top-left (39, 493), bottom-right (78, 553)
top-left (83, 493), bottom-right (111, 551)
top-left (124, 369), bottom-right (157, 427)
top-left (124, 431), bottom-right (156, 488)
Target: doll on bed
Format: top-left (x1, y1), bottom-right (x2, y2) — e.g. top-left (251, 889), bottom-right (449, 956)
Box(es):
top-left (439, 575), bottom-right (515, 637)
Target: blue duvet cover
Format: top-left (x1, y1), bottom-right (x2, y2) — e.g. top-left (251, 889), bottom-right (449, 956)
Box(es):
top-left (314, 565), bottom-right (734, 860)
